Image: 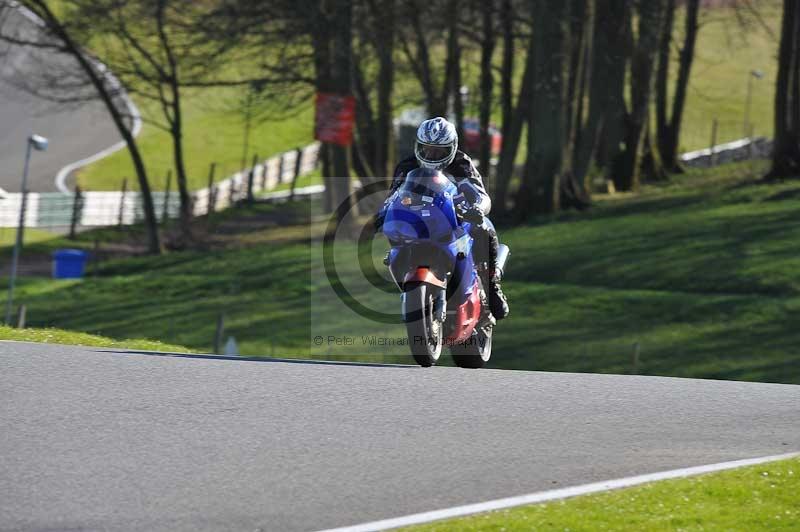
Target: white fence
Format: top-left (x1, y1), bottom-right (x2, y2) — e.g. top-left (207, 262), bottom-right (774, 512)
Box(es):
top-left (680, 137), bottom-right (772, 168)
top-left (0, 142), bottom-right (321, 229)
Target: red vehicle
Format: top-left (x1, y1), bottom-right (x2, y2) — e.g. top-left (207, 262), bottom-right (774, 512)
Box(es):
top-left (461, 119), bottom-right (502, 158)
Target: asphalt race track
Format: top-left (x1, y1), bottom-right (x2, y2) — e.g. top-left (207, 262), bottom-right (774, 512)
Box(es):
top-left (0, 6), bottom-right (122, 193)
top-left (1, 341), bottom-right (798, 531)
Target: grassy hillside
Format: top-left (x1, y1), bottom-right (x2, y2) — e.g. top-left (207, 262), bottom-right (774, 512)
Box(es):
top-left (74, 2), bottom-right (782, 192)
top-left (77, 90), bottom-right (315, 191)
top-left (3, 160), bottom-right (800, 384)
top-left (674, 0), bottom-right (782, 150)
top-left (0, 325), bottom-right (192, 353)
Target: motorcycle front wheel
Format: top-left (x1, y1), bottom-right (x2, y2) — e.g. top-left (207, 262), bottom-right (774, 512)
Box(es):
top-left (450, 326), bottom-right (493, 369)
top-left (404, 284), bottom-right (444, 367)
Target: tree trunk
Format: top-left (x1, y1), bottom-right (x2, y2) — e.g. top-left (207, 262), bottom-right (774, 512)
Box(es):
top-left (566, 0), bottom-right (586, 145)
top-left (658, 0), bottom-right (700, 172)
top-left (170, 88), bottom-right (194, 242)
top-left (352, 55), bottom-right (377, 178)
top-left (642, 124), bottom-right (669, 182)
top-left (655, 0), bottom-right (675, 166)
top-left (311, 0), bottom-right (356, 221)
top-left (445, 0), bottom-right (464, 139)
top-left (154, 1), bottom-right (193, 242)
top-left (564, 0), bottom-right (593, 208)
top-left (613, 0), bottom-right (667, 192)
top-left (402, 0), bottom-right (446, 116)
top-left (499, 0), bottom-right (514, 146)
top-left (311, 5), bottom-right (334, 213)
top-left (495, 34), bottom-right (535, 215)
top-left (373, 0), bottom-right (395, 178)
top-left (328, 0), bottom-right (356, 222)
top-left (494, 0), bottom-right (518, 214)
top-left (519, 0), bottom-right (571, 217)
top-left (477, 0), bottom-right (495, 175)
top-left (29, 0), bottom-right (161, 254)
top-left (768, 0), bottom-right (800, 179)
top-left (574, 0), bottom-right (632, 185)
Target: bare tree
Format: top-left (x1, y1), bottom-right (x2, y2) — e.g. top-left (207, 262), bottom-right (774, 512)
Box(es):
top-left (476, 0), bottom-right (496, 176)
top-left (494, 2), bottom-right (532, 215)
top-left (517, 0), bottom-right (571, 216)
top-left (656, 0), bottom-right (701, 172)
top-left (574, 0), bottom-right (632, 186)
top-left (398, 0), bottom-right (465, 124)
top-left (1, 0), bottom-right (161, 253)
top-left (352, 0), bottom-right (396, 181)
top-left (767, 0), bottom-right (800, 179)
top-left (78, 0), bottom-right (235, 242)
top-left (613, 0), bottom-right (668, 192)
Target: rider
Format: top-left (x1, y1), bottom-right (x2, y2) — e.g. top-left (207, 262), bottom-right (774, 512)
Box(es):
top-left (376, 117), bottom-right (509, 320)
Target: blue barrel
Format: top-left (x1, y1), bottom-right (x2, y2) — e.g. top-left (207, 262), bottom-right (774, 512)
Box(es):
top-left (52, 249), bottom-right (89, 279)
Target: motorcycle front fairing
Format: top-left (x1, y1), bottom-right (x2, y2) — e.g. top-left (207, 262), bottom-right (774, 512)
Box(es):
top-left (381, 171), bottom-right (478, 310)
top-left (382, 173), bottom-right (458, 289)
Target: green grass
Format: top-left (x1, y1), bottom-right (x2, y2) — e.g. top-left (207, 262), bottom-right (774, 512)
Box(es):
top-left (77, 89), bottom-right (315, 191)
top-left (0, 227), bottom-right (59, 246)
top-left (495, 159), bottom-right (800, 383)
top-left (403, 457), bottom-right (800, 531)
top-left (2, 160), bottom-right (800, 383)
top-left (0, 325), bottom-right (192, 352)
top-left (673, 2), bottom-right (782, 150)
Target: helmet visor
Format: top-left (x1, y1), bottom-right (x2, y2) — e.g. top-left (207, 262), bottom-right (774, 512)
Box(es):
top-left (415, 142), bottom-right (454, 165)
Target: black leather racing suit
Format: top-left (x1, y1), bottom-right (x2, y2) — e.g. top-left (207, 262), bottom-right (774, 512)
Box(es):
top-left (386, 151), bottom-right (508, 319)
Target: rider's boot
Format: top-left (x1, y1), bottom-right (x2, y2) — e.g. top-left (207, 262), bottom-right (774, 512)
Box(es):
top-left (484, 230), bottom-right (509, 321)
top-left (489, 269), bottom-right (509, 320)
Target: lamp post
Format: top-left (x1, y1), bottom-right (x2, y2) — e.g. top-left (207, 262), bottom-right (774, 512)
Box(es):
top-left (5, 134), bottom-right (48, 326)
top-left (743, 69), bottom-right (764, 138)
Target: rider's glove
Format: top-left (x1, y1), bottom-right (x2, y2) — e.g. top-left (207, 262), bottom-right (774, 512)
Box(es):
top-left (458, 204), bottom-right (484, 225)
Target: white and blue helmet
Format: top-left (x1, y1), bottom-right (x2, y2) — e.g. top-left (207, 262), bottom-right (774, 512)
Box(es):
top-left (415, 117), bottom-right (458, 170)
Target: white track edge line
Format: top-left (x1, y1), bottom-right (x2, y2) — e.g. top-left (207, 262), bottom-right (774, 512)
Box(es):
top-left (317, 452), bottom-right (800, 532)
top-left (53, 83), bottom-right (142, 194)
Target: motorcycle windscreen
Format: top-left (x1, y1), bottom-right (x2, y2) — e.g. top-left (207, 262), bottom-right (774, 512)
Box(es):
top-left (383, 168), bottom-right (459, 243)
top-left (383, 193), bottom-right (460, 242)
top-left (398, 168), bottom-right (452, 197)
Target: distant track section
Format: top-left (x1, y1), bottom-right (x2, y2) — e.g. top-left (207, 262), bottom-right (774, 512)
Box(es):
top-left (0, 2), bottom-right (129, 193)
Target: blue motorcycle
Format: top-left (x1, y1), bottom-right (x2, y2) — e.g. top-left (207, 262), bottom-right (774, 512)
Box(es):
top-left (380, 168), bottom-right (510, 368)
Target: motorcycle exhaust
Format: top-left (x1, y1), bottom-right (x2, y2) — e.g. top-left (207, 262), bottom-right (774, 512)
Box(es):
top-left (496, 244), bottom-right (510, 278)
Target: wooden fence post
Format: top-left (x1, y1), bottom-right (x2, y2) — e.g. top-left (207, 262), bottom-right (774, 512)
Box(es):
top-left (214, 313), bottom-right (225, 355)
top-left (260, 159), bottom-right (269, 189)
top-left (229, 177), bottom-right (237, 207)
top-left (69, 186), bottom-right (83, 240)
top-left (206, 163), bottom-right (217, 215)
top-left (16, 304), bottom-right (26, 329)
top-left (162, 170), bottom-right (172, 224)
top-left (277, 153), bottom-right (286, 184)
top-left (294, 147), bottom-right (303, 180)
top-left (709, 118), bottom-right (719, 167)
top-left (118, 178), bottom-right (128, 226)
top-left (246, 153), bottom-right (259, 203)
top-left (290, 147), bottom-right (304, 202)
